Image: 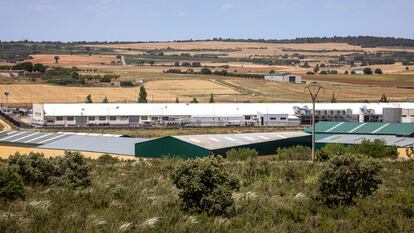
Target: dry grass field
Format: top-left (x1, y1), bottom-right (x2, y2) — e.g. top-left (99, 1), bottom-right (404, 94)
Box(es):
top-left (28, 54), bottom-right (119, 67)
top-left (87, 41), bottom-right (414, 58)
top-left (0, 145), bottom-right (136, 160)
top-left (226, 78), bottom-right (414, 102)
top-left (0, 80), bottom-right (240, 104)
top-left (304, 74), bottom-right (414, 87)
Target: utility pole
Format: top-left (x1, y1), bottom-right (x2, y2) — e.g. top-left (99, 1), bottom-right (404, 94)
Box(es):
top-left (4, 92), bottom-right (10, 113)
top-left (305, 82), bottom-right (323, 162)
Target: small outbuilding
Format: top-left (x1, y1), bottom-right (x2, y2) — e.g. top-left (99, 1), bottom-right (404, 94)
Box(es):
top-left (264, 72), bottom-right (302, 84)
top-left (134, 131), bottom-right (311, 158)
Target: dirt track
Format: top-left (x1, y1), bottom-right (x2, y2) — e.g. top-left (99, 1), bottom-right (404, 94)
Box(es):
top-left (0, 118), bottom-right (12, 131)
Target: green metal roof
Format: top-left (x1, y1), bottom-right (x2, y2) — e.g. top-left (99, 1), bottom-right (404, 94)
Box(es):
top-left (305, 122), bottom-right (414, 136)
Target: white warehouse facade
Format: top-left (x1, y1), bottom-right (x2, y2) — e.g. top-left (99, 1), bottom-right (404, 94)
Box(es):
top-left (31, 103), bottom-right (414, 128)
top-left (264, 72), bottom-right (302, 83)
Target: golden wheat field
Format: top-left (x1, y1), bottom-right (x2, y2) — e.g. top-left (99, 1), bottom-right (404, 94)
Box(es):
top-left (29, 54), bottom-right (118, 67)
top-left (226, 79), bottom-right (414, 102)
top-left (0, 80), bottom-right (240, 104)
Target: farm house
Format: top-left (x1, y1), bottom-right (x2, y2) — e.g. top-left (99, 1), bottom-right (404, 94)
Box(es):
top-left (31, 102), bottom-right (414, 127)
top-left (264, 72), bottom-right (302, 83)
top-left (134, 131), bottom-right (311, 158)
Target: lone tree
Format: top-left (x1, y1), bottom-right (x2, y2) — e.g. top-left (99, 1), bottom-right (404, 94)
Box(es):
top-left (170, 157), bottom-right (240, 216)
top-left (85, 94), bottom-right (93, 103)
top-left (330, 92), bottom-right (337, 103)
top-left (138, 86), bottom-right (148, 103)
top-left (102, 97), bottom-right (109, 103)
top-left (209, 93), bottom-right (215, 103)
top-left (379, 94), bottom-right (388, 103)
top-left (190, 97), bottom-right (199, 103)
top-left (315, 155), bottom-right (382, 206)
top-left (374, 68), bottom-right (383, 74)
top-left (54, 56), bottom-right (60, 64)
top-left (175, 97), bottom-right (179, 103)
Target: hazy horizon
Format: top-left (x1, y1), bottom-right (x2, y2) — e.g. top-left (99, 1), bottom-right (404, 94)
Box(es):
top-left (1, 0), bottom-right (413, 42)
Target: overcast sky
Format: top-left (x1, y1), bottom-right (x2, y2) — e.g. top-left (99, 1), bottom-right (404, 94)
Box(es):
top-left (1, 0), bottom-right (413, 42)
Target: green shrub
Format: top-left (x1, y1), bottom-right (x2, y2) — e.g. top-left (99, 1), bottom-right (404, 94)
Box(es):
top-left (0, 165), bottom-right (25, 201)
top-left (226, 148), bottom-right (258, 161)
top-left (349, 139), bottom-right (398, 159)
top-left (8, 152), bottom-right (57, 186)
top-left (315, 155), bottom-right (382, 206)
top-left (97, 154), bottom-right (119, 165)
top-left (170, 157), bottom-right (240, 216)
top-left (318, 140), bottom-right (398, 160)
top-left (317, 144), bottom-right (348, 161)
top-left (51, 151), bottom-right (91, 188)
top-left (274, 145), bottom-right (312, 161)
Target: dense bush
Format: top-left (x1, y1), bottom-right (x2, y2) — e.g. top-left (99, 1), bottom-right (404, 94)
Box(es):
top-left (97, 154), bottom-right (120, 165)
top-left (0, 165), bottom-right (25, 201)
top-left (315, 155), bottom-right (382, 206)
top-left (226, 148), bottom-right (258, 161)
top-left (349, 139), bottom-right (398, 158)
top-left (8, 151), bottom-right (91, 188)
top-left (170, 157), bottom-right (240, 216)
top-left (317, 140), bottom-right (398, 160)
top-left (274, 145), bottom-right (312, 161)
top-left (51, 151), bottom-right (92, 188)
top-left (8, 152), bottom-right (57, 186)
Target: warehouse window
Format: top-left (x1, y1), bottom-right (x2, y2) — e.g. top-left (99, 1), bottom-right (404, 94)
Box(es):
top-left (245, 116), bottom-right (251, 120)
top-left (88, 116), bottom-right (95, 121)
top-left (162, 117), bottom-right (169, 121)
top-left (141, 116), bottom-right (148, 120)
top-left (56, 117), bottom-right (64, 121)
top-left (67, 116), bottom-right (74, 121)
top-left (270, 117), bottom-right (277, 120)
top-left (110, 116), bottom-right (117, 121)
top-left (280, 117), bottom-right (287, 120)
top-left (120, 116), bottom-right (128, 121)
top-left (99, 116), bottom-right (106, 121)
top-left (152, 117), bottom-right (159, 121)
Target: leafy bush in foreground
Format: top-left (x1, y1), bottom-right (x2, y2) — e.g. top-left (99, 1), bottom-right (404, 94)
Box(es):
top-left (51, 151), bottom-right (91, 188)
top-left (274, 145), bottom-right (312, 161)
top-left (8, 152), bottom-right (57, 186)
top-left (315, 155), bottom-right (382, 206)
top-left (226, 148), bottom-right (258, 161)
top-left (170, 157), bottom-right (240, 216)
top-left (8, 151), bottom-right (91, 188)
top-left (0, 165), bottom-right (25, 201)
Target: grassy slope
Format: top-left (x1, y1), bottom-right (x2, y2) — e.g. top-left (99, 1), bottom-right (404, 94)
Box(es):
top-left (1, 159), bottom-right (414, 232)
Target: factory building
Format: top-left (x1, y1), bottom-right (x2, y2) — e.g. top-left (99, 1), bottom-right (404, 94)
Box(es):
top-left (31, 102), bottom-right (414, 128)
top-left (308, 122), bottom-right (414, 158)
top-left (264, 72), bottom-right (302, 83)
top-left (134, 131), bottom-right (311, 158)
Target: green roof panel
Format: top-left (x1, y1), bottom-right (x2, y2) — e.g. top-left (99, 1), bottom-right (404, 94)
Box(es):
top-left (306, 122), bottom-right (414, 136)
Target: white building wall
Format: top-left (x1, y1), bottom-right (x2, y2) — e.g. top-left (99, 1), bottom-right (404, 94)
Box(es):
top-left (402, 109), bottom-right (414, 123)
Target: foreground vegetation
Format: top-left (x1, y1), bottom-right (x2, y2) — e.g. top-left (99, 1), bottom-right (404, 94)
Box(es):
top-left (1, 148), bottom-right (414, 232)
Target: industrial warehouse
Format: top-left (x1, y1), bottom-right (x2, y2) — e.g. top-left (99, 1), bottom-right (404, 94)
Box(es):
top-left (1, 121), bottom-right (414, 158)
top-left (31, 102), bottom-right (414, 127)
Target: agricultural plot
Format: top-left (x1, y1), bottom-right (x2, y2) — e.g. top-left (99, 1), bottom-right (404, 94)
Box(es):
top-left (0, 80), bottom-right (241, 104)
top-left (226, 79), bottom-right (414, 102)
top-left (28, 54), bottom-right (119, 67)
